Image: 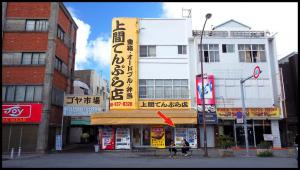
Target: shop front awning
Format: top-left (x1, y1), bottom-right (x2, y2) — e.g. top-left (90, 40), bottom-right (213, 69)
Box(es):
top-left (90, 109), bottom-right (197, 125)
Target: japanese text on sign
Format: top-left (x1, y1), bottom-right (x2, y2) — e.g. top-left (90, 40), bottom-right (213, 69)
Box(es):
top-left (110, 18), bottom-right (139, 110)
top-left (216, 107), bottom-right (280, 119)
top-left (139, 100), bottom-right (191, 109)
top-left (64, 95), bottom-right (101, 106)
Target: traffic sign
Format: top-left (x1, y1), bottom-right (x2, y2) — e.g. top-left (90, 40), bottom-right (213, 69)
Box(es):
top-left (253, 66), bottom-right (261, 79)
top-left (236, 111), bottom-right (243, 124)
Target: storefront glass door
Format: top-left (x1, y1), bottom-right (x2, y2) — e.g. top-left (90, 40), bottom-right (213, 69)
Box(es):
top-left (132, 127), bottom-right (141, 146)
top-left (142, 127), bottom-right (150, 146)
top-left (235, 123), bottom-right (255, 148)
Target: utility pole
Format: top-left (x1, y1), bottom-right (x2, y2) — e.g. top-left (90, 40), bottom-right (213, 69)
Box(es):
top-left (240, 66), bottom-right (262, 156)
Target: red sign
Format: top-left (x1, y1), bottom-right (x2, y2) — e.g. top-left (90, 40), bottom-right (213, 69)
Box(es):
top-left (101, 127), bottom-right (115, 150)
top-left (2, 103), bottom-right (42, 123)
top-left (196, 75), bottom-right (215, 105)
top-left (253, 66), bottom-right (261, 79)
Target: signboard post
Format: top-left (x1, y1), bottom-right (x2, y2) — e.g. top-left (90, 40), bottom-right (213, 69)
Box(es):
top-left (240, 66), bottom-right (262, 157)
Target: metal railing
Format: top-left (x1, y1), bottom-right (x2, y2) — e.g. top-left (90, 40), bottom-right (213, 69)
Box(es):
top-left (193, 30), bottom-right (266, 38)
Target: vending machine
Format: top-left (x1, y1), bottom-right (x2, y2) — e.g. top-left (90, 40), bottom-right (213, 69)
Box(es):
top-left (187, 128), bottom-right (197, 148)
top-left (101, 127), bottom-right (115, 150)
top-left (115, 128), bottom-right (131, 149)
top-left (175, 128), bottom-right (197, 148)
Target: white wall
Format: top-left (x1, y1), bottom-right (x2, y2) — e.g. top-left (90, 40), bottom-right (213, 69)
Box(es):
top-left (192, 37), bottom-right (277, 109)
top-left (139, 18), bottom-right (192, 45)
top-left (138, 19), bottom-right (192, 97)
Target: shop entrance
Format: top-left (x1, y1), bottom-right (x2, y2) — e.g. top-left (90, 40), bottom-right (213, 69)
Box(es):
top-left (132, 126), bottom-right (151, 147)
top-left (235, 125), bottom-right (255, 147)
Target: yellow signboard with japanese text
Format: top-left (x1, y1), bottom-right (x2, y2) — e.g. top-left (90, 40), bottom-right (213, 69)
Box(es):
top-left (64, 95), bottom-right (101, 106)
top-left (216, 107), bottom-right (281, 119)
top-left (139, 100), bottom-right (191, 109)
top-left (151, 127), bottom-right (165, 148)
top-left (110, 18), bottom-right (139, 110)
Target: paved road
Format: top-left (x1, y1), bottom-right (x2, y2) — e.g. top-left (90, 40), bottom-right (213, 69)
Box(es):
top-left (2, 152), bottom-right (298, 168)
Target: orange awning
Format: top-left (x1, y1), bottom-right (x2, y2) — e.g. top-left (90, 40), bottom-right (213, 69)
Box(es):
top-left (90, 109), bottom-right (197, 125)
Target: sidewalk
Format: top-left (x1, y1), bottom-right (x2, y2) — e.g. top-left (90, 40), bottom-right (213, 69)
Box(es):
top-left (3, 146), bottom-right (296, 160)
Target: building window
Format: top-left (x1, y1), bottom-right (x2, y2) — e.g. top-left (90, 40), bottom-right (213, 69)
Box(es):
top-left (22, 53), bottom-right (32, 65)
top-left (15, 86), bottom-right (26, 102)
top-left (140, 45), bottom-right (156, 57)
top-left (2, 53), bottom-right (45, 66)
top-left (51, 87), bottom-right (64, 106)
top-left (25, 20), bottom-right (48, 31)
top-left (6, 86), bottom-right (15, 102)
top-left (178, 45), bottom-right (187, 54)
top-left (2, 85), bottom-right (43, 102)
top-left (25, 86), bottom-right (34, 101)
top-left (238, 44), bottom-right (266, 63)
top-left (222, 44), bottom-right (235, 53)
top-left (57, 26), bottom-right (65, 41)
top-left (55, 56), bottom-right (62, 72)
top-left (2, 86), bottom-right (7, 101)
top-left (55, 56), bottom-right (68, 77)
top-left (139, 79), bottom-right (189, 99)
top-left (200, 44), bottom-right (219, 62)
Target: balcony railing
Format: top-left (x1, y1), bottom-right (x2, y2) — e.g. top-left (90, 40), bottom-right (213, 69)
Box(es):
top-left (193, 30), bottom-right (228, 37)
top-left (192, 30), bottom-right (266, 38)
top-left (230, 31), bottom-right (265, 38)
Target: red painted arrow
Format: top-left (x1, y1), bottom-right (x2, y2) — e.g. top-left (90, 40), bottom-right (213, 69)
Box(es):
top-left (157, 111), bottom-right (175, 127)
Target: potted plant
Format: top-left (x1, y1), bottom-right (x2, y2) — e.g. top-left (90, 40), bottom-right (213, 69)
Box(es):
top-left (256, 141), bottom-right (273, 157)
top-left (81, 133), bottom-right (90, 143)
top-left (217, 135), bottom-right (235, 157)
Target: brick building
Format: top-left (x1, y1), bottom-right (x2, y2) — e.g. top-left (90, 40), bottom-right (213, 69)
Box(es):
top-left (2, 2), bottom-right (77, 153)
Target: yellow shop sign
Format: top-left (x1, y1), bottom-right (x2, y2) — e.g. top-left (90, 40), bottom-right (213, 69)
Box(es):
top-left (109, 18), bottom-right (139, 110)
top-left (139, 100), bottom-right (191, 109)
top-left (216, 107), bottom-right (281, 119)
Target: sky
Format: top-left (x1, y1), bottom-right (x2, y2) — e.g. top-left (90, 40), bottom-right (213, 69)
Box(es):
top-left (64, 2), bottom-right (298, 83)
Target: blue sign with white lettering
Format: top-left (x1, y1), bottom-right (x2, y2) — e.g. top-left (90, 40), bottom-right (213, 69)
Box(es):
top-left (198, 111), bottom-right (218, 124)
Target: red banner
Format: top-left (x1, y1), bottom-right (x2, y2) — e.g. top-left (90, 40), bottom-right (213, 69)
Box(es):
top-left (101, 127), bottom-right (115, 150)
top-left (2, 103), bottom-right (42, 123)
top-left (196, 75), bottom-right (215, 105)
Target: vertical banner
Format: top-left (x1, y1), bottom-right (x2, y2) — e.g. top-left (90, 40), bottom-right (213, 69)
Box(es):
top-left (110, 18), bottom-right (139, 110)
top-left (55, 135), bottom-right (62, 151)
top-left (101, 127), bottom-right (115, 150)
top-left (196, 75), bottom-right (215, 105)
top-left (150, 127), bottom-right (165, 148)
top-left (187, 128), bottom-right (197, 148)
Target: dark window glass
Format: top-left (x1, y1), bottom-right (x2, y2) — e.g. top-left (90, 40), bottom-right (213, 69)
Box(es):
top-left (22, 53), bottom-right (32, 65)
top-left (6, 86), bottom-right (15, 101)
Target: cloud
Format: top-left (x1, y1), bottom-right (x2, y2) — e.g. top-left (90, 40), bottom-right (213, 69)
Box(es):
top-left (162, 2), bottom-right (298, 59)
top-left (67, 6), bottom-right (111, 70)
top-left (87, 37), bottom-right (112, 68)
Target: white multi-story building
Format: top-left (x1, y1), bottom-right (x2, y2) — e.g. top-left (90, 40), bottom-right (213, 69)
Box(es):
top-left (190, 19), bottom-right (282, 148)
top-left (91, 17), bottom-right (282, 150)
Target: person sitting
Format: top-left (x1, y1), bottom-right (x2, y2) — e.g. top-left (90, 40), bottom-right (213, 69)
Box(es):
top-left (168, 140), bottom-right (177, 158)
top-left (181, 139), bottom-right (190, 156)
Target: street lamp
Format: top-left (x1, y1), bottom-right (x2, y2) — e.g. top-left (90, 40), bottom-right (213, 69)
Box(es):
top-left (199, 13), bottom-right (212, 157)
